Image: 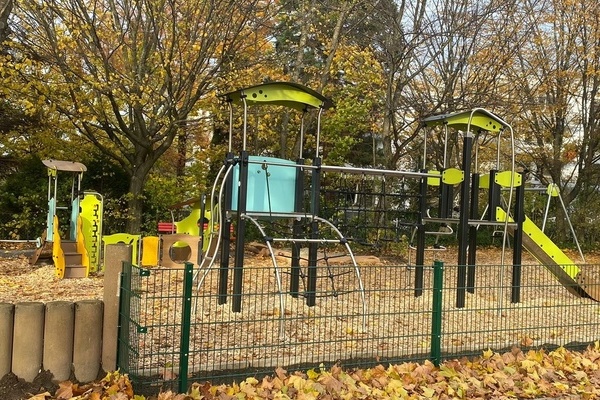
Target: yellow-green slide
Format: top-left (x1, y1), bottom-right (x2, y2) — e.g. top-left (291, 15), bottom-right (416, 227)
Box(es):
top-left (495, 207), bottom-right (599, 301)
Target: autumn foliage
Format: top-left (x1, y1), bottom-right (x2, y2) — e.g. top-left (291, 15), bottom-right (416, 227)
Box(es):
top-left (28, 343), bottom-right (600, 399)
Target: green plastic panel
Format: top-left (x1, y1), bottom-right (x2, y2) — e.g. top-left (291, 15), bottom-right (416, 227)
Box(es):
top-left (222, 82), bottom-right (334, 111)
top-left (422, 109), bottom-right (507, 133)
top-left (494, 171), bottom-right (522, 188)
top-left (80, 192), bottom-right (103, 272)
top-left (427, 170), bottom-right (441, 186)
top-left (442, 168), bottom-right (464, 185)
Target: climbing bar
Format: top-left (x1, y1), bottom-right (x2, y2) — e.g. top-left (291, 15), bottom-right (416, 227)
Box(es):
top-left (422, 217), bottom-right (518, 227)
top-left (319, 164), bottom-right (431, 179)
top-left (270, 238), bottom-right (346, 244)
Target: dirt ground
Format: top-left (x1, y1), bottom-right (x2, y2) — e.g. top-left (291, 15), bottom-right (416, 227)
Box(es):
top-left (0, 371), bottom-right (58, 400)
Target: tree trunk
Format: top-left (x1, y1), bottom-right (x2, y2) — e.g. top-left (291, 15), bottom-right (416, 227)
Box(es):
top-left (125, 162), bottom-right (153, 234)
top-left (0, 0), bottom-right (11, 44)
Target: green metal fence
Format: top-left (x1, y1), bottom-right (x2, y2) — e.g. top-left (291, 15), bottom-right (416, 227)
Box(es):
top-left (117, 259), bottom-right (600, 395)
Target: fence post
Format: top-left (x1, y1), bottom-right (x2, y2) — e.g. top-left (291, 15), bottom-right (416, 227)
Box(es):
top-left (178, 262), bottom-right (193, 393)
top-left (430, 260), bottom-right (444, 366)
top-left (117, 261), bottom-right (132, 373)
top-left (103, 244), bottom-right (132, 372)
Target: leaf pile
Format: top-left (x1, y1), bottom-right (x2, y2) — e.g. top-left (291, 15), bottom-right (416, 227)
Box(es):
top-left (28, 371), bottom-right (141, 400)
top-left (30, 344), bottom-right (600, 399)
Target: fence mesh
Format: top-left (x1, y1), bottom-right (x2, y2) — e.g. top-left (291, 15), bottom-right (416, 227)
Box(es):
top-left (118, 258), bottom-right (600, 395)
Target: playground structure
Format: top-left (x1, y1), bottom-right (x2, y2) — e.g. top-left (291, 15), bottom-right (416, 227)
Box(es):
top-left (416, 110), bottom-right (600, 305)
top-left (28, 160), bottom-right (219, 277)
top-left (194, 81), bottom-right (600, 336)
top-left (26, 83), bottom-right (600, 309)
top-left (29, 160), bottom-right (103, 278)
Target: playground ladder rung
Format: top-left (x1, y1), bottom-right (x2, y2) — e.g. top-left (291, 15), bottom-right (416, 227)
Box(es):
top-left (424, 230), bottom-right (454, 235)
top-left (270, 238), bottom-right (344, 244)
top-left (422, 217), bottom-right (518, 228)
top-left (408, 245), bottom-right (447, 252)
top-left (422, 217), bottom-right (459, 224)
top-left (244, 211), bottom-right (318, 220)
top-left (468, 219), bottom-right (518, 227)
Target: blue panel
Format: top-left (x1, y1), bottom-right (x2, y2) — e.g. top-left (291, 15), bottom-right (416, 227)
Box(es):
top-left (231, 156), bottom-right (297, 213)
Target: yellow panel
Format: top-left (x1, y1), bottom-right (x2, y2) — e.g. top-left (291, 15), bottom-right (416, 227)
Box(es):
top-left (479, 173), bottom-right (490, 189)
top-left (494, 171), bottom-right (522, 188)
top-left (102, 233), bottom-right (140, 265)
top-left (52, 215), bottom-right (65, 279)
top-left (80, 193), bottom-right (103, 272)
top-left (547, 183), bottom-right (560, 197)
top-left (222, 82), bottom-right (333, 110)
top-left (141, 236), bottom-right (160, 267)
top-left (76, 216), bottom-right (90, 277)
top-left (422, 109), bottom-right (506, 133)
top-left (441, 168), bottom-right (464, 185)
top-left (427, 170), bottom-right (441, 186)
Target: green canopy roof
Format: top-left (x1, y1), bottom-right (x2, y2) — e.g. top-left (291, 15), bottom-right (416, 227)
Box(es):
top-left (221, 82), bottom-right (334, 111)
top-left (422, 109), bottom-right (507, 133)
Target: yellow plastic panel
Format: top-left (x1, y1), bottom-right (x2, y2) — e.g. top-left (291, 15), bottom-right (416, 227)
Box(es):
top-left (222, 82), bottom-right (333, 110)
top-left (422, 109), bottom-right (506, 133)
top-left (52, 215), bottom-right (65, 279)
top-left (427, 170), bottom-right (441, 186)
top-left (547, 183), bottom-right (560, 197)
top-left (76, 216), bottom-right (90, 277)
top-left (141, 236), bottom-right (160, 267)
top-left (494, 171), bottom-right (522, 188)
top-left (441, 168), bottom-right (464, 185)
top-left (80, 193), bottom-right (103, 272)
top-left (102, 233), bottom-right (140, 265)
top-left (479, 173), bottom-right (490, 189)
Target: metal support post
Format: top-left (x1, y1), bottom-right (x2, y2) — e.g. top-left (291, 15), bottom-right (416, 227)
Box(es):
top-left (456, 134), bottom-right (473, 308)
top-left (232, 151), bottom-right (249, 312)
top-left (467, 172), bottom-right (479, 293)
top-left (306, 157), bottom-right (322, 307)
top-left (511, 179), bottom-right (525, 303)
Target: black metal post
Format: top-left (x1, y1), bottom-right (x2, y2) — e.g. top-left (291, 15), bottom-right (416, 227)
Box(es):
top-left (488, 169), bottom-right (500, 221)
top-left (439, 168), bottom-right (453, 219)
top-left (291, 158), bottom-right (304, 298)
top-left (415, 171), bottom-right (428, 297)
top-left (456, 133), bottom-right (473, 308)
top-left (430, 260), bottom-right (444, 366)
top-left (511, 177), bottom-right (525, 303)
top-left (178, 262), bottom-right (193, 393)
top-left (306, 157), bottom-right (321, 307)
top-left (232, 151), bottom-right (249, 312)
top-left (467, 172), bottom-right (479, 293)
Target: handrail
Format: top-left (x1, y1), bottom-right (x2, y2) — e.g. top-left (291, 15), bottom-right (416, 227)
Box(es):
top-left (52, 215), bottom-right (65, 279)
top-left (76, 215), bottom-right (90, 276)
